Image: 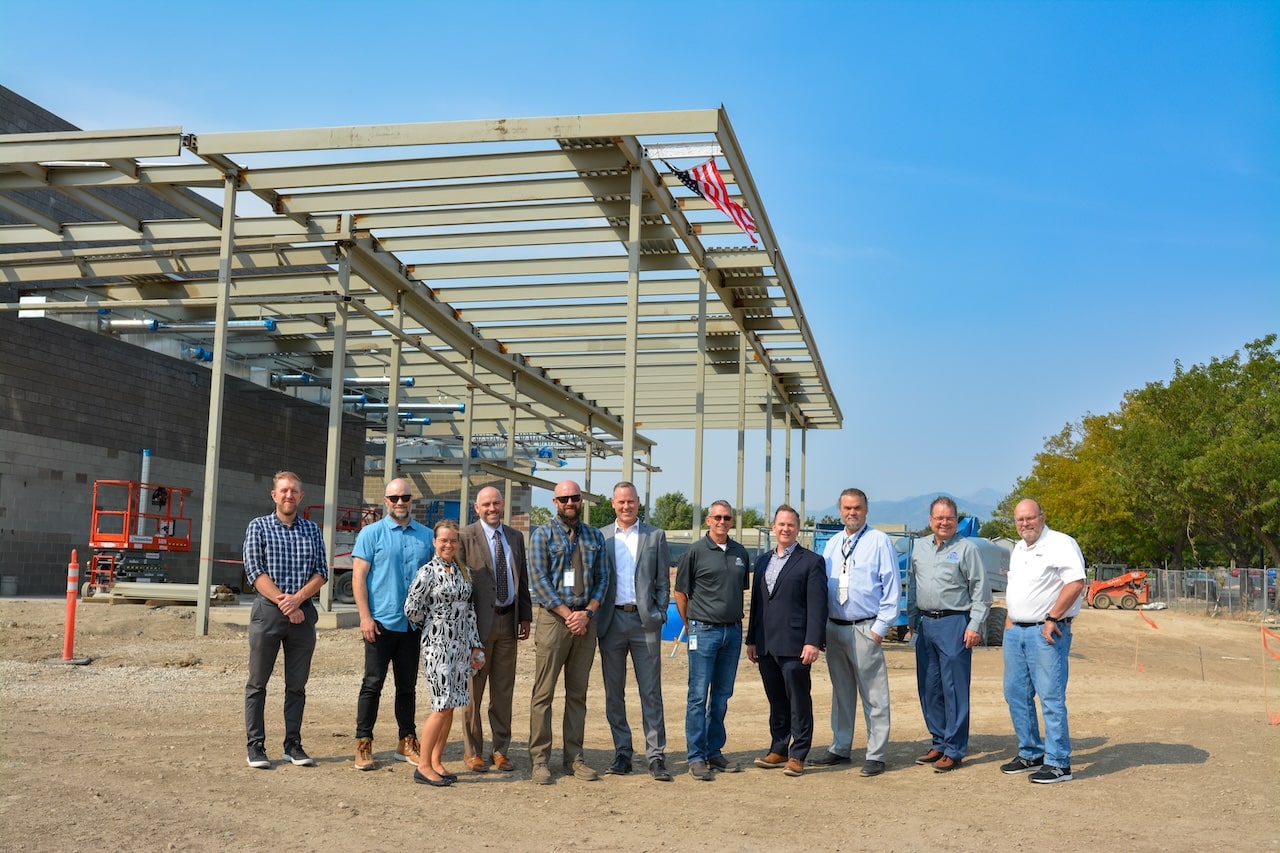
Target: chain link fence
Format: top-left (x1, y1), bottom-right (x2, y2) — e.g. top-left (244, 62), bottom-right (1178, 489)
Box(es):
top-left (1137, 567), bottom-right (1278, 619)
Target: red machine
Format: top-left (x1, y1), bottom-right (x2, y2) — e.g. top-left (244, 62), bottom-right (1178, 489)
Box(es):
top-left (87, 479), bottom-right (193, 594)
top-left (1087, 569), bottom-right (1151, 610)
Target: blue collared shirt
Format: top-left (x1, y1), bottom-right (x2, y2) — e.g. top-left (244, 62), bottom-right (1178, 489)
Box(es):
top-left (822, 525), bottom-right (901, 637)
top-left (352, 514), bottom-right (435, 631)
top-left (243, 512), bottom-right (329, 595)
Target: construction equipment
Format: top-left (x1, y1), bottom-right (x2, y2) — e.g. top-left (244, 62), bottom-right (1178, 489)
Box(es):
top-left (1087, 569), bottom-right (1151, 610)
top-left (86, 479), bottom-right (193, 595)
top-left (306, 500), bottom-right (461, 603)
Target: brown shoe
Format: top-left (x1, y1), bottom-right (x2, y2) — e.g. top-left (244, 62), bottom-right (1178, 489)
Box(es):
top-left (783, 758), bottom-right (805, 777)
top-left (491, 752), bottom-right (515, 772)
top-left (915, 748), bottom-right (944, 765)
top-left (464, 755), bottom-right (488, 773)
top-left (396, 734), bottom-right (421, 765)
top-left (754, 752), bottom-right (789, 769)
top-left (933, 755), bottom-right (962, 773)
top-left (354, 737), bottom-right (375, 771)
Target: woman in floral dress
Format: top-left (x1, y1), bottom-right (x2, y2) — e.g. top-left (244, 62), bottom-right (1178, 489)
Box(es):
top-left (404, 519), bottom-right (483, 786)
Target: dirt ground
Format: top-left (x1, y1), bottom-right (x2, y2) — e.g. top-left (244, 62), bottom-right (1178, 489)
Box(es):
top-left (1, 597), bottom-right (1277, 852)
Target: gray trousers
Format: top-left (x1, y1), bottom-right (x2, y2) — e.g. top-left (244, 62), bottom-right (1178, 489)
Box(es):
top-left (824, 619), bottom-right (891, 761)
top-left (244, 596), bottom-right (317, 749)
top-left (598, 608), bottom-right (666, 761)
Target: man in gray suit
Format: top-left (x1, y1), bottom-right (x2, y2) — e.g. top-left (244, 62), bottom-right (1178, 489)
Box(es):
top-left (458, 485), bottom-right (532, 773)
top-left (597, 481), bottom-right (673, 781)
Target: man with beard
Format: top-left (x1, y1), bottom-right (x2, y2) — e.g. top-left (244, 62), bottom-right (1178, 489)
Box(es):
top-left (243, 471), bottom-right (329, 769)
top-left (350, 478), bottom-right (434, 770)
top-left (527, 480), bottom-right (607, 785)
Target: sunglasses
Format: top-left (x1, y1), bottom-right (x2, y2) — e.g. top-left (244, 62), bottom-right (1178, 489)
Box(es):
top-left (710, 514), bottom-right (733, 522)
top-left (554, 494), bottom-right (583, 504)
top-left (385, 495), bottom-right (413, 503)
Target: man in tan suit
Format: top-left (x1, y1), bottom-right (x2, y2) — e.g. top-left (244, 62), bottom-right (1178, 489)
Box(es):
top-left (458, 485), bottom-right (532, 773)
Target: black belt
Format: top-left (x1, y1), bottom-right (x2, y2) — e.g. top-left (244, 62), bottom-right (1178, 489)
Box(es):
top-left (829, 616), bottom-right (875, 626)
top-left (697, 620), bottom-right (739, 628)
top-left (1014, 617), bottom-right (1073, 627)
top-left (494, 603), bottom-right (514, 615)
top-left (616, 604), bottom-right (638, 612)
top-left (921, 609), bottom-right (969, 619)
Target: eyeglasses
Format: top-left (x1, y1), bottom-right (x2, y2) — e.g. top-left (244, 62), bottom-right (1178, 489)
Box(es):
top-left (931, 516), bottom-right (957, 523)
top-left (385, 495), bottom-right (413, 503)
top-left (554, 494), bottom-right (583, 504)
top-left (709, 514), bottom-right (733, 522)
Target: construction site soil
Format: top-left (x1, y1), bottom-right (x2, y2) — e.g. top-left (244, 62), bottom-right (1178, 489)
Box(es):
top-left (1, 598), bottom-right (1276, 852)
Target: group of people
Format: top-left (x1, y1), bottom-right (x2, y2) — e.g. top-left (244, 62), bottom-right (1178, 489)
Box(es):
top-left (242, 471), bottom-right (1086, 787)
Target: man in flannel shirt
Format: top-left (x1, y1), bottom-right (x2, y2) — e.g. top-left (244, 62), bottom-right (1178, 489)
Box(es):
top-left (242, 470), bottom-right (329, 769)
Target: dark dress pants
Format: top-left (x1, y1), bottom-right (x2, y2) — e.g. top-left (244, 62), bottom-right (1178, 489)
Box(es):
top-left (758, 652), bottom-right (814, 760)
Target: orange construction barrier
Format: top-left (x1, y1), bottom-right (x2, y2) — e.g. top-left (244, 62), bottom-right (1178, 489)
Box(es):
top-left (63, 550), bottom-right (80, 661)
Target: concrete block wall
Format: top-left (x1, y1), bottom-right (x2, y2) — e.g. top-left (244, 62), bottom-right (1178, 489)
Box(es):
top-left (0, 313), bottom-right (364, 594)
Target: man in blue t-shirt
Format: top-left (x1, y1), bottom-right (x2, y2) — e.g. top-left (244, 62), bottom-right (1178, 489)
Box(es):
top-left (351, 477), bottom-right (434, 770)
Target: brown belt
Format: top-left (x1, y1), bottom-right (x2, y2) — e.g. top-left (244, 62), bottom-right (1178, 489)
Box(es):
top-left (616, 604), bottom-right (638, 612)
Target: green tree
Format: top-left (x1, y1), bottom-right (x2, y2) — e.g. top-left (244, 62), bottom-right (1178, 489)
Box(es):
top-left (818, 514), bottom-right (840, 526)
top-left (651, 491), bottom-right (694, 530)
top-left (529, 505), bottom-right (551, 527)
top-left (589, 500), bottom-right (616, 527)
top-left (740, 507), bottom-right (765, 529)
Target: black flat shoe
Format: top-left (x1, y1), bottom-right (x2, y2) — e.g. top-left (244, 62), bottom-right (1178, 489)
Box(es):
top-left (414, 769), bottom-right (453, 787)
top-left (441, 772), bottom-right (458, 783)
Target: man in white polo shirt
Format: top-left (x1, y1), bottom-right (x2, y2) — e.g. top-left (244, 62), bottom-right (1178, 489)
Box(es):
top-left (1000, 499), bottom-right (1086, 784)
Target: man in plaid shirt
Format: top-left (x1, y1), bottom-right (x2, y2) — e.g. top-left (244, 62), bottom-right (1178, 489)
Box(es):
top-left (242, 470), bottom-right (329, 769)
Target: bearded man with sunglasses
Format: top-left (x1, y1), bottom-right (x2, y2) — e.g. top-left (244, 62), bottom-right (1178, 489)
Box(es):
top-left (527, 479), bottom-right (608, 785)
top-left (349, 478), bottom-right (435, 770)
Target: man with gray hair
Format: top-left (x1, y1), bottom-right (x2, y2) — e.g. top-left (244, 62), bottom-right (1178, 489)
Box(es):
top-left (809, 488), bottom-right (900, 777)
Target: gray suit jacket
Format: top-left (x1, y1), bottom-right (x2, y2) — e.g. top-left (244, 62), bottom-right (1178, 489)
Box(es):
top-left (597, 520), bottom-right (671, 638)
top-left (458, 521), bottom-right (532, 643)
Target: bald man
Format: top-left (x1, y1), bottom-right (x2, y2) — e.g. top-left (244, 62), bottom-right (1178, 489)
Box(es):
top-left (458, 485), bottom-right (532, 773)
top-left (1000, 499), bottom-right (1085, 784)
top-left (351, 478), bottom-right (434, 770)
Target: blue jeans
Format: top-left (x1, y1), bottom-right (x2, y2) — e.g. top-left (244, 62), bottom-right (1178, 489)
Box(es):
top-left (1003, 622), bottom-right (1073, 767)
top-left (684, 621), bottom-right (741, 764)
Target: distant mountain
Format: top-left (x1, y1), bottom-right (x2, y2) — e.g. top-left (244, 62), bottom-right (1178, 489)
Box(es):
top-left (808, 490), bottom-right (1002, 530)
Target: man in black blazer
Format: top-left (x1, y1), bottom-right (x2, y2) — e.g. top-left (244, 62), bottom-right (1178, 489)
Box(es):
top-left (746, 504), bottom-right (827, 777)
top-left (597, 481), bottom-right (672, 781)
top-left (458, 485), bottom-right (532, 773)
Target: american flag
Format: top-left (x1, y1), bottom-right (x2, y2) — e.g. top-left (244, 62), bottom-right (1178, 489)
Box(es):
top-left (664, 158), bottom-right (759, 244)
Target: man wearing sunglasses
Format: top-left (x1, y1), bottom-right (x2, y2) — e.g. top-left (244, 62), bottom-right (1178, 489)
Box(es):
top-left (674, 500), bottom-right (751, 781)
top-left (349, 478), bottom-right (435, 770)
top-left (527, 480), bottom-right (608, 785)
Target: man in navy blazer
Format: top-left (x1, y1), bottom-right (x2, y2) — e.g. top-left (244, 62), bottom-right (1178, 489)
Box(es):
top-left (597, 481), bottom-right (673, 781)
top-left (746, 504), bottom-right (827, 777)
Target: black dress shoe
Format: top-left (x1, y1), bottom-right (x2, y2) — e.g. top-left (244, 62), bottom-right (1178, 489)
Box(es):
top-left (807, 750), bottom-right (852, 767)
top-left (605, 754), bottom-right (632, 775)
top-left (441, 772), bottom-right (458, 783)
top-left (649, 757), bottom-right (673, 781)
top-left (860, 760), bottom-right (886, 777)
top-left (413, 769), bottom-right (453, 787)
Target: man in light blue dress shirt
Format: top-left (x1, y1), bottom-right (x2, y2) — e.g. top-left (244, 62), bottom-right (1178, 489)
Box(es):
top-left (809, 488), bottom-right (900, 777)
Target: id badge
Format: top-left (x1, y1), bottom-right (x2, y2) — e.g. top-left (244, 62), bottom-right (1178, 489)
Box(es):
top-left (563, 569), bottom-right (576, 589)
top-left (689, 631), bottom-right (698, 651)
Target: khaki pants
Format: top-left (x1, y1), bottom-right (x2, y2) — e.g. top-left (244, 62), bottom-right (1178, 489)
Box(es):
top-left (528, 607), bottom-right (597, 767)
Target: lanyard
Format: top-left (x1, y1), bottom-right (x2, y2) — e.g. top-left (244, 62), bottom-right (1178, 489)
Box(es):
top-left (841, 525), bottom-right (868, 567)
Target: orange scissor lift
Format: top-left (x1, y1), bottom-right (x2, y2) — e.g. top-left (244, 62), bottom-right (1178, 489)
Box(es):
top-left (86, 480), bottom-right (194, 595)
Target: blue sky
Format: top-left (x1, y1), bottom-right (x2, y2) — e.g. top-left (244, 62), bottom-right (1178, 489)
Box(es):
top-left (3, 0), bottom-right (1277, 519)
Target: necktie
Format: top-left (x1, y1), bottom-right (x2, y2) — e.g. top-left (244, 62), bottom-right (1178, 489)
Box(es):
top-left (493, 530), bottom-right (509, 605)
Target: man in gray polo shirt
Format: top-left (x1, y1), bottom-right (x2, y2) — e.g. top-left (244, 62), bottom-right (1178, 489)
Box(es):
top-left (906, 496), bottom-right (989, 773)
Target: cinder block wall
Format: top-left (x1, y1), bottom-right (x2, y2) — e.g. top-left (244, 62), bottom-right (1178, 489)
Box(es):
top-left (0, 312), bottom-right (365, 593)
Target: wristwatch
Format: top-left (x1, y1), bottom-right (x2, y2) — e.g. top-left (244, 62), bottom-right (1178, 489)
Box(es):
top-left (585, 609), bottom-right (595, 619)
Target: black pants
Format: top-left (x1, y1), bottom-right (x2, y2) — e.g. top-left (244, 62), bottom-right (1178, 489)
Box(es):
top-left (758, 653), bottom-right (814, 760)
top-left (355, 622), bottom-right (422, 740)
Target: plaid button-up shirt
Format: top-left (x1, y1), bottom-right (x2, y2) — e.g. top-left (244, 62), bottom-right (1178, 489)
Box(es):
top-left (243, 512), bottom-right (329, 595)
